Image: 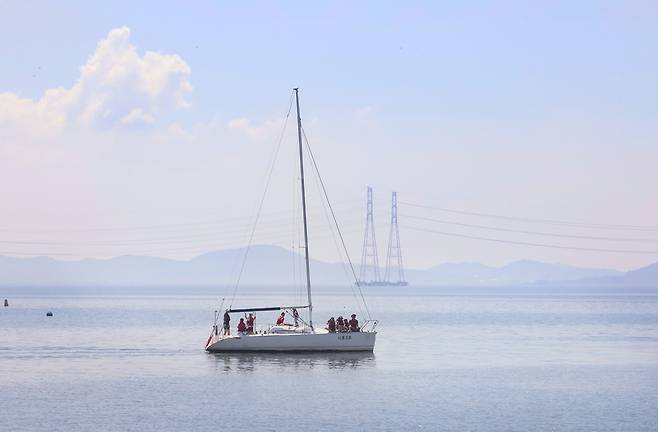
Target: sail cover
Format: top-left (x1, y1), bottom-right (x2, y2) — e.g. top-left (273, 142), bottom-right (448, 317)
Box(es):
top-left (227, 305), bottom-right (309, 313)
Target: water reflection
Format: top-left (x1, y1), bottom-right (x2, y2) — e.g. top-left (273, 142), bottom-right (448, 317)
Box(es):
top-left (207, 352), bottom-right (376, 373)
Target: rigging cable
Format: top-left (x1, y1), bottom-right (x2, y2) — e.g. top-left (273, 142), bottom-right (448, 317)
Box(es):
top-left (229, 91), bottom-right (295, 308)
top-left (291, 175), bottom-right (299, 305)
top-left (306, 138), bottom-right (365, 318)
top-left (301, 125), bottom-right (371, 320)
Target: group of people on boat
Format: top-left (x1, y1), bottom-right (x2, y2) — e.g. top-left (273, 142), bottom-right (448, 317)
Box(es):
top-left (221, 309), bottom-right (360, 335)
top-left (223, 311), bottom-right (257, 336)
top-left (276, 308), bottom-right (301, 327)
top-left (223, 307), bottom-right (306, 336)
top-left (326, 314), bottom-right (359, 333)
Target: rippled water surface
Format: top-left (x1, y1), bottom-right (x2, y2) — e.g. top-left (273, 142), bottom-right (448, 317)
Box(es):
top-left (1, 286), bottom-right (657, 431)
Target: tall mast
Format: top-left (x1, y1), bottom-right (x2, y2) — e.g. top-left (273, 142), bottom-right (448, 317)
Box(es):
top-left (294, 88), bottom-right (313, 330)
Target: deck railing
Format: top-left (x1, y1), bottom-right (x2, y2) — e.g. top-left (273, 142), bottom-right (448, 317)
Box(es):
top-left (223, 320), bottom-right (379, 336)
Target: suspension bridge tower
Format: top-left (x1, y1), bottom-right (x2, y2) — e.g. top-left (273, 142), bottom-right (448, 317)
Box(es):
top-left (384, 192), bottom-right (408, 286)
top-left (358, 186), bottom-right (382, 285)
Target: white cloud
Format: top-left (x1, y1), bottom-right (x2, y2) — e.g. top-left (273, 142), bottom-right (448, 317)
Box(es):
top-left (0, 92), bottom-right (67, 137)
top-left (227, 116), bottom-right (286, 142)
top-left (227, 117), bottom-right (249, 130)
top-left (0, 26), bottom-right (192, 133)
top-left (120, 108), bottom-right (155, 126)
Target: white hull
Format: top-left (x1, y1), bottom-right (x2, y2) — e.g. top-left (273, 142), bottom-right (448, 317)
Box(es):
top-left (206, 329), bottom-right (376, 352)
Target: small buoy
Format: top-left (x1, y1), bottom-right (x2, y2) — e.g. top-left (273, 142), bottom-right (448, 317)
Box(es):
top-left (46, 311), bottom-right (53, 317)
top-left (3, 299), bottom-right (8, 307)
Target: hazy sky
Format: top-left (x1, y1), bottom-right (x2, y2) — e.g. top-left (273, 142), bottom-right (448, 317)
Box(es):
top-left (1, 1), bottom-right (657, 271)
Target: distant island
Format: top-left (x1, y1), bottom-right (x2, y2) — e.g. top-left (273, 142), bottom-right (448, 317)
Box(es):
top-left (0, 244), bottom-right (655, 287)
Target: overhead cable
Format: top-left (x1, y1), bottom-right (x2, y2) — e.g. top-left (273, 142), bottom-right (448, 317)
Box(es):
top-left (400, 202), bottom-right (658, 232)
top-left (403, 225), bottom-right (658, 255)
top-left (402, 214), bottom-right (658, 243)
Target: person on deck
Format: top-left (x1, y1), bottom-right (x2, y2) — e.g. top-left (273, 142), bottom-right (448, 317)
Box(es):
top-left (336, 316), bottom-right (345, 332)
top-left (292, 308), bottom-right (300, 327)
top-left (276, 312), bottom-right (286, 325)
top-left (327, 317), bottom-right (336, 333)
top-left (246, 313), bottom-right (255, 334)
top-left (349, 314), bottom-right (360, 332)
top-left (237, 318), bottom-right (247, 333)
top-left (223, 311), bottom-right (231, 335)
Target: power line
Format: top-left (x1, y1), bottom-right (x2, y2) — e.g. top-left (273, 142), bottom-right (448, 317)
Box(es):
top-left (403, 225), bottom-right (658, 255)
top-left (0, 227), bottom-right (362, 258)
top-left (0, 201), bottom-right (361, 235)
top-left (402, 214), bottom-right (658, 243)
top-left (0, 218), bottom-right (362, 247)
top-left (400, 202), bottom-right (658, 232)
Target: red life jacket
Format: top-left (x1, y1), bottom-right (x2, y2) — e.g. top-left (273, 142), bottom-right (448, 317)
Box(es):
top-left (276, 315), bottom-right (285, 325)
top-left (237, 321), bottom-right (246, 332)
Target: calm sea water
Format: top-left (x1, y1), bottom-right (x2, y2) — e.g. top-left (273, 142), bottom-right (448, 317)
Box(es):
top-left (1, 285), bottom-right (657, 432)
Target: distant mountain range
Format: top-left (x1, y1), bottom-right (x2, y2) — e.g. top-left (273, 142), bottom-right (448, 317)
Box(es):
top-left (404, 260), bottom-right (622, 286)
top-left (0, 245), bottom-right (655, 287)
top-left (569, 261), bottom-right (658, 287)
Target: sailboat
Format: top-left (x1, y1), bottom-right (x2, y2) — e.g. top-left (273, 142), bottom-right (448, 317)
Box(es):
top-left (205, 89), bottom-right (377, 352)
